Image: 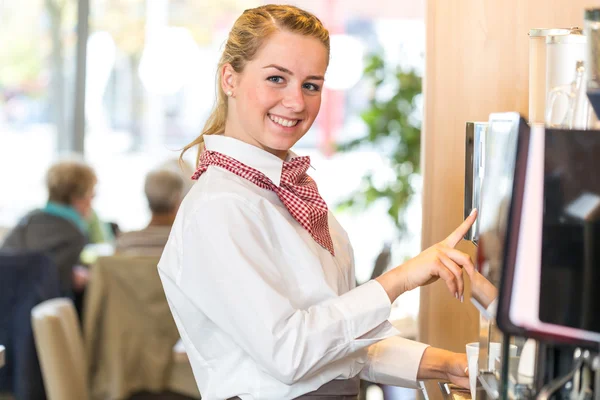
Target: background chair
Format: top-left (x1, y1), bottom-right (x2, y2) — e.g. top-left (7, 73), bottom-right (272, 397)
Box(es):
top-left (84, 255), bottom-right (199, 400)
top-left (0, 251), bottom-right (61, 400)
top-left (31, 298), bottom-right (88, 400)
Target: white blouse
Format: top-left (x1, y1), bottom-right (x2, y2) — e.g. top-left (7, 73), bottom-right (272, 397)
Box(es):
top-left (158, 135), bottom-right (429, 400)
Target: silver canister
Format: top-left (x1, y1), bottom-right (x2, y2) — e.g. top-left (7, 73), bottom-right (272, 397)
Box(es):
top-left (528, 28), bottom-right (571, 123)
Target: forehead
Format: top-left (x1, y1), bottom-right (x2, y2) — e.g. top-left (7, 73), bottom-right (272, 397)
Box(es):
top-left (248, 30), bottom-right (328, 76)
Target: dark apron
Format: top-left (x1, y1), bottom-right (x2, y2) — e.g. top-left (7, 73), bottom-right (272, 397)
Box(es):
top-left (229, 375), bottom-right (360, 399)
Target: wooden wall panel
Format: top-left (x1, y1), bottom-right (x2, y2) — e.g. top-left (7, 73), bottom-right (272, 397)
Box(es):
top-left (419, 1), bottom-right (593, 395)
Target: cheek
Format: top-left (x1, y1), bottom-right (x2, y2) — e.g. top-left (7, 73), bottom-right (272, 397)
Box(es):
top-left (253, 85), bottom-right (281, 111)
top-left (308, 96), bottom-right (322, 118)
top-left (245, 83), bottom-right (261, 104)
top-left (244, 83), bottom-right (270, 110)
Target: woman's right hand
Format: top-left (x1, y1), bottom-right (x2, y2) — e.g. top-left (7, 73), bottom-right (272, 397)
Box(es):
top-left (376, 209), bottom-right (477, 302)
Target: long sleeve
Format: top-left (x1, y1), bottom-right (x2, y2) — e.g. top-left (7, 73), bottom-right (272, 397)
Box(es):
top-left (359, 336), bottom-right (429, 388)
top-left (176, 195), bottom-right (399, 385)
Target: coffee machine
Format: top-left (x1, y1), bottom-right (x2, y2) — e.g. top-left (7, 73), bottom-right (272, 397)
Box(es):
top-left (459, 111), bottom-right (600, 400)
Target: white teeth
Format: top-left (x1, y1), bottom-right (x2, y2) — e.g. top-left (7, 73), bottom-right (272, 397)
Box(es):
top-left (270, 115), bottom-right (298, 127)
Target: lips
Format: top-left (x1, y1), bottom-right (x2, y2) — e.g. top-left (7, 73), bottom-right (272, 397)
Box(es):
top-left (268, 113), bottom-right (300, 127)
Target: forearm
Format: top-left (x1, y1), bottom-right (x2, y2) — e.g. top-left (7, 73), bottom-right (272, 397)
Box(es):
top-left (375, 268), bottom-right (406, 303)
top-left (416, 347), bottom-right (450, 380)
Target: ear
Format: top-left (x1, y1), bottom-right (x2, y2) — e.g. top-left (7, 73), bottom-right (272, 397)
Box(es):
top-left (221, 63), bottom-right (237, 94)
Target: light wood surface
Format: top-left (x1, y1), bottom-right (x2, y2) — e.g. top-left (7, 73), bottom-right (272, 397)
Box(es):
top-left (0, 345), bottom-right (5, 368)
top-left (420, 1), bottom-right (594, 397)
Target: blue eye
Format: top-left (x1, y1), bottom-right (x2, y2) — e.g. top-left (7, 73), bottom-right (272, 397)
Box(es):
top-left (303, 83), bottom-right (320, 92)
top-left (267, 76), bottom-right (284, 83)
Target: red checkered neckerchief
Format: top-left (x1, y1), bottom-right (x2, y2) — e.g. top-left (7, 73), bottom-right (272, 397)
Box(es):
top-left (192, 150), bottom-right (335, 256)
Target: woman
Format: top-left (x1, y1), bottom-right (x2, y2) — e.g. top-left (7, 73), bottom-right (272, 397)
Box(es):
top-left (1, 159), bottom-right (96, 297)
top-left (158, 5), bottom-right (477, 399)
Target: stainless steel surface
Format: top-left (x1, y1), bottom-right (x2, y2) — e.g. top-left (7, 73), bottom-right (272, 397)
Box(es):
top-left (464, 121), bottom-right (487, 243)
top-left (585, 9), bottom-right (600, 91)
top-left (477, 313), bottom-right (504, 375)
top-left (438, 381), bottom-right (481, 400)
top-left (438, 381), bottom-right (453, 400)
top-left (537, 352), bottom-right (585, 400)
top-left (478, 373), bottom-right (500, 399)
top-left (464, 121), bottom-right (475, 242)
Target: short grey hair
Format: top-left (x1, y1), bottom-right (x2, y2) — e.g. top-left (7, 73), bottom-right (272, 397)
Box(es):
top-left (144, 169), bottom-right (185, 214)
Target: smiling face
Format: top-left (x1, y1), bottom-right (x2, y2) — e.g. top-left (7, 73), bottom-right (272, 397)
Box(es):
top-left (222, 30), bottom-right (329, 159)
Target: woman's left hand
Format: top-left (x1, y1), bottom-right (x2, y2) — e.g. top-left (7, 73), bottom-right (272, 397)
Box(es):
top-left (444, 352), bottom-right (469, 389)
top-left (417, 347), bottom-right (469, 389)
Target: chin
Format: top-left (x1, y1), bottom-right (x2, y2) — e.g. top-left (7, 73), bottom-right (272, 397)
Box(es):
top-left (268, 138), bottom-right (301, 153)
top-left (268, 131), bottom-right (307, 149)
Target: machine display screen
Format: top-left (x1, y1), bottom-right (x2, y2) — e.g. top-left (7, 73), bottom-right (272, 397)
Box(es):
top-left (539, 129), bottom-right (600, 334)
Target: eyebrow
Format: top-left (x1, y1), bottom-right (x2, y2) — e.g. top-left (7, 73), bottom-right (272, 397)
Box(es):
top-left (263, 64), bottom-right (325, 81)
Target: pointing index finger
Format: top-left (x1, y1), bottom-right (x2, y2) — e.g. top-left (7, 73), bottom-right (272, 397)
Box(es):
top-left (443, 209), bottom-right (478, 248)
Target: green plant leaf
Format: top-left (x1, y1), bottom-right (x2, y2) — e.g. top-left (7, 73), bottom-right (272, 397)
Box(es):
top-left (335, 53), bottom-right (422, 235)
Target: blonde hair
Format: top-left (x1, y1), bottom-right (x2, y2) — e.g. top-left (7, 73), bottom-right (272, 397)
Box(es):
top-left (46, 159), bottom-right (97, 205)
top-left (180, 4), bottom-right (330, 165)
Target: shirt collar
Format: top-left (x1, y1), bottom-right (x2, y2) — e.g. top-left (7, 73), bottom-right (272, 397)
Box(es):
top-left (203, 135), bottom-right (299, 186)
top-left (41, 201), bottom-right (88, 234)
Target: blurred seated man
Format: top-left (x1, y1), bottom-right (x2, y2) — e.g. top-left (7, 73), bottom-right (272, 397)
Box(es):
top-left (1, 159), bottom-right (97, 298)
top-left (115, 168), bottom-right (185, 256)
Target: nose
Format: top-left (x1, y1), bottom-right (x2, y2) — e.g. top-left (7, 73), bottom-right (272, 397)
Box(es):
top-left (281, 85), bottom-right (305, 113)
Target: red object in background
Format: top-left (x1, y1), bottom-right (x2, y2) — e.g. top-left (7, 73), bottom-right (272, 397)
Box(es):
top-left (320, 89), bottom-right (343, 157)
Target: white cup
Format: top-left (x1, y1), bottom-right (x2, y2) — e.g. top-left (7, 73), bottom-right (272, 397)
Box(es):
top-left (465, 342), bottom-right (518, 399)
top-left (466, 345), bottom-right (478, 399)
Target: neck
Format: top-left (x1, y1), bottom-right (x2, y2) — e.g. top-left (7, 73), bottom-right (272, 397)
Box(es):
top-left (223, 121), bottom-right (288, 161)
top-left (149, 213), bottom-right (175, 227)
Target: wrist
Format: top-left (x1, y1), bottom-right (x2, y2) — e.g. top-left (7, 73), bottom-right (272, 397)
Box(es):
top-left (375, 267), bottom-right (407, 303)
top-left (417, 347), bottom-right (450, 380)
top-left (391, 265), bottom-right (408, 296)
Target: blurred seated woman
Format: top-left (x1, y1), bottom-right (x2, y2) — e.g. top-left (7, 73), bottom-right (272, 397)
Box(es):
top-left (1, 159), bottom-right (97, 298)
